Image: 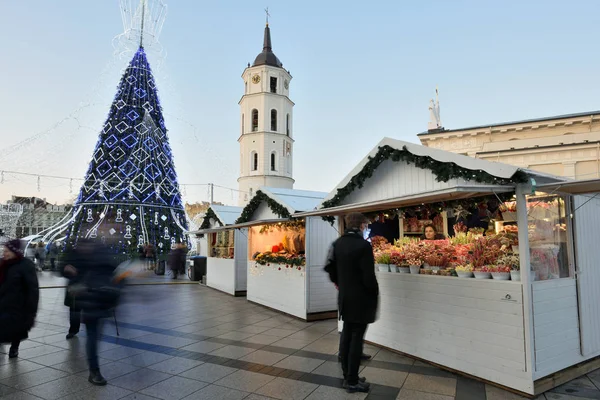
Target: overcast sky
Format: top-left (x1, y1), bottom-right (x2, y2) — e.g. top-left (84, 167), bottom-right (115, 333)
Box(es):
top-left (1, 0), bottom-right (599, 205)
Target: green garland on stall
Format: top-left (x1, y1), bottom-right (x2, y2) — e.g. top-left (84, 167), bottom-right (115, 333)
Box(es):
top-left (320, 145), bottom-right (528, 223)
top-left (235, 190), bottom-right (292, 224)
top-left (199, 207), bottom-right (223, 231)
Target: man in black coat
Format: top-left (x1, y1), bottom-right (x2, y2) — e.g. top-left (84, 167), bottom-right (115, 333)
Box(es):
top-left (324, 213), bottom-right (379, 393)
top-left (0, 239), bottom-right (39, 358)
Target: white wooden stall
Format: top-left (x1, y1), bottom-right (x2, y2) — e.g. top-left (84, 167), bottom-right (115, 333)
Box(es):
top-left (292, 138), bottom-right (600, 396)
top-left (189, 205), bottom-right (248, 296)
top-left (227, 187), bottom-right (339, 321)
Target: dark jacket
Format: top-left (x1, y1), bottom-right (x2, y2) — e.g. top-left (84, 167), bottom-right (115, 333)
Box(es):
top-left (168, 248), bottom-right (186, 272)
top-left (0, 257), bottom-right (39, 342)
top-left (324, 229), bottom-right (379, 324)
top-left (62, 242), bottom-right (119, 317)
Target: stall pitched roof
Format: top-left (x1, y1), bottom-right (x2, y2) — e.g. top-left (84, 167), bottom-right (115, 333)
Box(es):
top-left (210, 205), bottom-right (243, 226)
top-left (261, 187), bottom-right (328, 213)
top-left (319, 138), bottom-right (563, 209)
top-left (235, 187), bottom-right (328, 225)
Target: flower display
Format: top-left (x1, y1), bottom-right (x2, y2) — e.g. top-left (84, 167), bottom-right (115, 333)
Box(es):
top-left (496, 254), bottom-right (520, 270)
top-left (375, 252), bottom-right (392, 265)
top-left (455, 264), bottom-right (474, 272)
top-left (406, 258), bottom-right (422, 267)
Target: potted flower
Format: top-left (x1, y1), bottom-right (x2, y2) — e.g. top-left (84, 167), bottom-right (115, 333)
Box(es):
top-left (390, 251), bottom-right (408, 273)
top-left (406, 258), bottom-right (422, 274)
top-left (497, 254), bottom-right (520, 281)
top-left (455, 264), bottom-right (474, 278)
top-left (491, 265), bottom-right (511, 280)
top-left (473, 265), bottom-right (492, 279)
top-left (375, 252), bottom-right (391, 272)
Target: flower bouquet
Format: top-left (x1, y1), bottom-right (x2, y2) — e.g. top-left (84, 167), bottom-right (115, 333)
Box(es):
top-left (406, 257), bottom-right (422, 274)
top-left (390, 250), bottom-right (409, 273)
top-left (455, 264), bottom-right (474, 278)
top-left (371, 236), bottom-right (389, 250)
top-left (453, 222), bottom-right (468, 236)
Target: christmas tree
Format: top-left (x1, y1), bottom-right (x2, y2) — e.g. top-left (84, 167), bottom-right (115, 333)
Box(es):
top-left (63, 45), bottom-right (188, 257)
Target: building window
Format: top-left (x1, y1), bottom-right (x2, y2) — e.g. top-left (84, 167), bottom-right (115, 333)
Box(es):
top-left (251, 152), bottom-right (258, 171)
top-left (271, 109), bottom-right (277, 131)
top-left (286, 114), bottom-right (290, 136)
top-left (241, 113), bottom-right (244, 135)
top-left (270, 152), bottom-right (276, 171)
top-left (251, 109), bottom-right (258, 132)
top-left (245, 82), bottom-right (248, 94)
top-left (270, 77), bottom-right (277, 93)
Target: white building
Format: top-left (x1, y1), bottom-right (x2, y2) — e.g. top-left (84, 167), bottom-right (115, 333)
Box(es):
top-left (238, 22), bottom-right (294, 206)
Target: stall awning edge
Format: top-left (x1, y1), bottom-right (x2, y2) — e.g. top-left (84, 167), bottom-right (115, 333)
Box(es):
top-left (536, 178), bottom-right (600, 195)
top-left (293, 185), bottom-right (514, 218)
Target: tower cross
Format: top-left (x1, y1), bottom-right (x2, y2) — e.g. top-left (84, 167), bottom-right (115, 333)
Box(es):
top-left (265, 7), bottom-right (270, 25)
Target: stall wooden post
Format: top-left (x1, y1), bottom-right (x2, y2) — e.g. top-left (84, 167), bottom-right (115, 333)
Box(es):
top-left (516, 183), bottom-right (536, 379)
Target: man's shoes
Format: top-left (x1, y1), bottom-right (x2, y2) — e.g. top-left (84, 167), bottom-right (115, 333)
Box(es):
top-left (342, 377), bottom-right (366, 389)
top-left (8, 348), bottom-right (18, 359)
top-left (88, 370), bottom-right (107, 386)
top-left (338, 353), bottom-right (371, 362)
top-left (346, 380), bottom-right (370, 393)
top-left (66, 332), bottom-right (78, 340)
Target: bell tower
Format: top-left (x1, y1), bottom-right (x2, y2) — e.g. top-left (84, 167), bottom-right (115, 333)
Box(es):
top-left (238, 21), bottom-right (294, 206)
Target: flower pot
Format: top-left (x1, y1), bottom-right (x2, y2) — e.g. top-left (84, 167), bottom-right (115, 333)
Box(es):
top-left (491, 272), bottom-right (511, 280)
top-left (502, 211), bottom-right (517, 221)
top-left (409, 265), bottom-right (421, 274)
top-left (390, 265), bottom-right (399, 273)
top-left (398, 267), bottom-right (410, 273)
top-left (456, 270), bottom-right (474, 278)
top-left (428, 266), bottom-right (441, 271)
top-left (473, 271), bottom-right (492, 279)
top-left (376, 264), bottom-right (389, 272)
top-left (510, 270), bottom-right (520, 281)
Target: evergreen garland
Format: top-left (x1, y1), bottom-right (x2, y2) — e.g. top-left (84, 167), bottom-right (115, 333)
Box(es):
top-left (322, 145), bottom-right (528, 211)
top-left (236, 190), bottom-right (292, 224)
top-left (199, 208), bottom-right (223, 230)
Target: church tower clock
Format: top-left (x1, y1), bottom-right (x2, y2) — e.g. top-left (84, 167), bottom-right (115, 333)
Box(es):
top-left (238, 21), bottom-right (294, 206)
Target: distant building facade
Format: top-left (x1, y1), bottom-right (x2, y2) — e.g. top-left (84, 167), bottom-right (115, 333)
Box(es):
top-left (9, 196), bottom-right (72, 238)
top-left (418, 111), bottom-right (600, 180)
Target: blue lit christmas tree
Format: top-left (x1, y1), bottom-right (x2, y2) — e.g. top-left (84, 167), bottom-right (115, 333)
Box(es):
top-left (63, 44), bottom-right (188, 256)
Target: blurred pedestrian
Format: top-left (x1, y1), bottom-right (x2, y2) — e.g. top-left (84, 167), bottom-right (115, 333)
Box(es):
top-left (168, 243), bottom-right (186, 279)
top-left (0, 240), bottom-right (39, 359)
top-left (48, 242), bottom-right (59, 271)
top-left (324, 213), bottom-right (379, 393)
top-left (63, 239), bottom-right (120, 386)
top-left (35, 242), bottom-right (46, 271)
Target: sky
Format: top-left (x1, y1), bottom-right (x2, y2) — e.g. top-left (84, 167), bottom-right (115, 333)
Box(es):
top-left (1, 0), bottom-right (600, 206)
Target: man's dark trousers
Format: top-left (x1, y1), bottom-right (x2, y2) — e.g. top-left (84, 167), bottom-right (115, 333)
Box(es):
top-left (340, 321), bottom-right (368, 385)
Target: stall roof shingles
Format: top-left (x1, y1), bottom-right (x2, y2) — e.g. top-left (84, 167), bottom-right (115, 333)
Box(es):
top-left (261, 187), bottom-right (328, 213)
top-left (211, 205), bottom-right (243, 226)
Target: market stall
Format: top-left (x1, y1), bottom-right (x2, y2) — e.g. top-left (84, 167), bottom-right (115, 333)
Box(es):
top-left (292, 138), bottom-right (600, 395)
top-left (189, 205), bottom-right (248, 296)
top-left (226, 187), bottom-right (339, 321)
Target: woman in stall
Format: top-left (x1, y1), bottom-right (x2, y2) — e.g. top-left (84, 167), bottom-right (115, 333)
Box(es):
top-left (421, 224), bottom-right (445, 241)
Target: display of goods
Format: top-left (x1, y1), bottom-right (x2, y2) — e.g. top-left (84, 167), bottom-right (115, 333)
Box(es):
top-left (496, 254), bottom-right (520, 271)
top-left (468, 236), bottom-right (506, 267)
top-left (503, 225), bottom-right (518, 234)
top-left (500, 202), bottom-right (517, 212)
top-left (375, 252), bottom-right (391, 265)
top-left (408, 217), bottom-right (419, 233)
top-left (371, 236), bottom-right (389, 250)
top-left (468, 227), bottom-right (485, 236)
top-left (253, 251), bottom-right (306, 266)
top-left (453, 222), bottom-right (468, 235)
top-left (455, 264), bottom-right (474, 272)
top-left (390, 250), bottom-right (406, 266)
top-left (420, 269), bottom-right (433, 275)
top-left (554, 223), bottom-right (567, 232)
top-left (433, 214), bottom-right (444, 233)
top-left (406, 258), bottom-right (422, 267)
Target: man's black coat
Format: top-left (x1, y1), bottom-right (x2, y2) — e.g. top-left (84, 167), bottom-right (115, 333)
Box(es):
top-left (324, 230), bottom-right (379, 324)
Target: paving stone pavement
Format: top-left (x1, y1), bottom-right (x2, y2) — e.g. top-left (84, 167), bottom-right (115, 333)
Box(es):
top-left (1, 283), bottom-right (600, 399)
